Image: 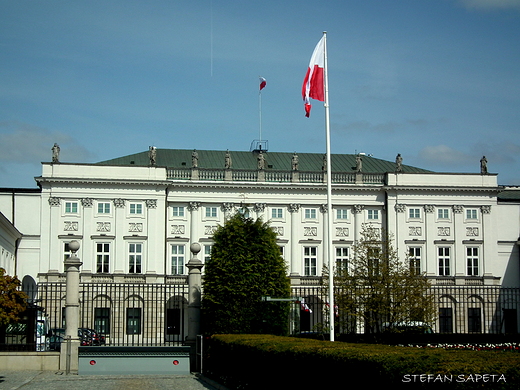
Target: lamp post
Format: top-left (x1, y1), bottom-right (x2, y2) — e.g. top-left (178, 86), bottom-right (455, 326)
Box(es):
top-left (60, 240), bottom-right (82, 374)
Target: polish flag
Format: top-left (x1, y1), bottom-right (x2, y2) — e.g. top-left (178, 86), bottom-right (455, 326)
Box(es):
top-left (259, 76), bottom-right (267, 91)
top-left (302, 36), bottom-right (325, 117)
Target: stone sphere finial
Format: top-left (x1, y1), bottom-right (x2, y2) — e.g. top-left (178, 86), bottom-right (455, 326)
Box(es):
top-left (190, 242), bottom-right (201, 255)
top-left (69, 240), bottom-right (80, 253)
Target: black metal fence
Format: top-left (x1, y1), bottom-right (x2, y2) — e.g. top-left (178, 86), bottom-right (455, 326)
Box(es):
top-left (37, 282), bottom-right (189, 347)
top-left (291, 285), bottom-right (520, 335)
top-left (3, 282), bottom-right (518, 351)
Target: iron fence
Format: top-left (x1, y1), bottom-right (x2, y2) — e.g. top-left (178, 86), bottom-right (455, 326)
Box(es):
top-left (291, 285), bottom-right (520, 335)
top-left (37, 282), bottom-right (189, 347)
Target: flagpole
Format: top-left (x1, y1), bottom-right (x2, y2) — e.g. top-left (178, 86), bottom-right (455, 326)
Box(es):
top-left (322, 31), bottom-right (334, 342)
top-left (259, 87), bottom-right (262, 143)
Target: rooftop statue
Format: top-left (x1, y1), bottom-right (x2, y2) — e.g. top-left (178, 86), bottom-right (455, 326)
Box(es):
top-left (52, 143), bottom-right (60, 163)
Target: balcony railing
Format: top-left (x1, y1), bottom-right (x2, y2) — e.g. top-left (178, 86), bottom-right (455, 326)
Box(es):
top-left (166, 167), bottom-right (385, 185)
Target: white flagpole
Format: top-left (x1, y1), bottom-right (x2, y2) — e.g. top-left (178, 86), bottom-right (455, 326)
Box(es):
top-left (322, 31), bottom-right (335, 342)
top-left (259, 87), bottom-right (262, 143)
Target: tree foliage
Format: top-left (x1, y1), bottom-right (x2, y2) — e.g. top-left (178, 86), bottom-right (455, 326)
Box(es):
top-left (329, 224), bottom-right (436, 334)
top-left (202, 213), bottom-right (291, 336)
top-left (0, 268), bottom-right (28, 326)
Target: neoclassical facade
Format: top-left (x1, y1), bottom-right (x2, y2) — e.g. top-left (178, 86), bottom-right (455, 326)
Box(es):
top-left (1, 148), bottom-right (519, 336)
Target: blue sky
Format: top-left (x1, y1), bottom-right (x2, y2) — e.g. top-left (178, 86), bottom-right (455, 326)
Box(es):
top-left (1, 0), bottom-right (519, 188)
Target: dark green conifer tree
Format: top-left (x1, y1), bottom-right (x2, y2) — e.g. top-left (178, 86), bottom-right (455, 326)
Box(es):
top-left (202, 213), bottom-right (291, 335)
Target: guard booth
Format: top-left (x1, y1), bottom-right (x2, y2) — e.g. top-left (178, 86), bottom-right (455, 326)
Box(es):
top-left (78, 346), bottom-right (191, 375)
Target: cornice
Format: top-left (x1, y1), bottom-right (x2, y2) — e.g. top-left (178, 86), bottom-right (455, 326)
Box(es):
top-left (35, 177), bottom-right (171, 187)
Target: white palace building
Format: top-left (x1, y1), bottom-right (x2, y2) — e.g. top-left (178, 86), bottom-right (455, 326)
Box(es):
top-left (1, 147), bottom-right (519, 342)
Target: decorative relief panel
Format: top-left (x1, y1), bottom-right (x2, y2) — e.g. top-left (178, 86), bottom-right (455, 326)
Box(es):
top-left (221, 202), bottom-right (235, 212)
top-left (466, 227), bottom-right (479, 236)
top-left (409, 226), bottom-right (422, 236)
top-left (423, 205), bottom-right (435, 213)
top-left (453, 205), bottom-right (463, 214)
top-left (304, 227), bottom-right (318, 236)
top-left (128, 223), bottom-right (143, 232)
top-left (353, 204), bottom-right (364, 214)
top-left (288, 204), bottom-right (301, 213)
top-left (146, 199), bottom-right (157, 209)
top-left (81, 198), bottom-right (93, 207)
top-left (114, 199), bottom-right (125, 208)
top-left (395, 204), bottom-right (406, 213)
top-left (253, 203), bottom-right (266, 213)
top-left (319, 204), bottom-right (328, 213)
top-left (48, 197), bottom-right (61, 206)
top-left (64, 221), bottom-right (78, 231)
top-left (271, 226), bottom-right (284, 236)
top-left (481, 205), bottom-right (491, 214)
top-left (205, 226), bottom-right (217, 235)
top-left (438, 227), bottom-right (451, 236)
top-left (336, 227), bottom-right (349, 237)
top-left (97, 222), bottom-right (111, 232)
top-left (171, 225), bottom-right (185, 235)
top-left (188, 202), bottom-right (200, 211)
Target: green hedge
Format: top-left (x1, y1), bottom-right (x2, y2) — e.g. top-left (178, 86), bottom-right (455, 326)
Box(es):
top-left (205, 334), bottom-right (520, 389)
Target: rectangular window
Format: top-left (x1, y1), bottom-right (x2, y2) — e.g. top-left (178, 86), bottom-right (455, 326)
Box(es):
top-left (466, 247), bottom-right (479, 276)
top-left (438, 247), bottom-right (450, 276)
top-left (130, 203), bottom-right (143, 215)
top-left (65, 201), bottom-right (78, 214)
top-left (304, 208), bottom-right (317, 219)
top-left (468, 308), bottom-right (482, 333)
top-left (126, 308), bottom-right (142, 335)
top-left (96, 243), bottom-right (110, 273)
top-left (438, 208), bottom-right (449, 219)
top-left (409, 208), bottom-right (421, 219)
top-left (303, 247), bottom-right (317, 276)
top-left (368, 248), bottom-right (380, 277)
top-left (129, 243), bottom-right (142, 274)
top-left (171, 245), bottom-right (185, 275)
top-left (335, 247), bottom-right (349, 272)
top-left (94, 308), bottom-right (110, 335)
top-left (439, 308), bottom-right (453, 333)
top-left (336, 209), bottom-right (348, 220)
top-left (367, 209), bottom-right (379, 220)
top-left (204, 245), bottom-right (212, 263)
top-left (63, 242), bottom-right (71, 263)
top-left (409, 247), bottom-right (421, 275)
top-left (172, 206), bottom-right (185, 217)
top-left (466, 209), bottom-right (478, 220)
top-left (97, 202), bottom-right (111, 214)
top-left (271, 208), bottom-right (283, 219)
top-left (205, 207), bottom-right (218, 218)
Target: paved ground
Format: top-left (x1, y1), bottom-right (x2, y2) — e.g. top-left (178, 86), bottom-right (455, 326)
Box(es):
top-left (0, 371), bottom-right (224, 390)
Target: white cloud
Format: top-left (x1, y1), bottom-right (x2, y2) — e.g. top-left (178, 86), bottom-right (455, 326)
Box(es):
top-left (458, 0), bottom-right (520, 10)
top-left (0, 122), bottom-right (93, 164)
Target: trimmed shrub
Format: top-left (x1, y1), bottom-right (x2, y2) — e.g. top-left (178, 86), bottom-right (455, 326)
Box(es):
top-left (205, 334), bottom-right (520, 389)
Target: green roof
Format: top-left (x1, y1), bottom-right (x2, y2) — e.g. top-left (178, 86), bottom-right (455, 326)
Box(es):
top-left (498, 188), bottom-right (520, 201)
top-left (97, 149), bottom-right (432, 174)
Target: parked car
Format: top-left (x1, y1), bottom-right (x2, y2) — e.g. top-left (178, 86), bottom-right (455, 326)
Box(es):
top-left (81, 328), bottom-right (106, 346)
top-left (48, 328), bottom-right (105, 351)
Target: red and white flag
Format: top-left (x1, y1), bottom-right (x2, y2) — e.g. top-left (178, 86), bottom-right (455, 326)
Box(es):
top-left (302, 36), bottom-right (325, 117)
top-left (259, 76), bottom-right (267, 91)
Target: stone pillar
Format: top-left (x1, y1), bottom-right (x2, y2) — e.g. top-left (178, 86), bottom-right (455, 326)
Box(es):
top-left (60, 240), bottom-right (82, 374)
top-left (185, 242), bottom-right (204, 370)
top-left (288, 204), bottom-right (301, 278)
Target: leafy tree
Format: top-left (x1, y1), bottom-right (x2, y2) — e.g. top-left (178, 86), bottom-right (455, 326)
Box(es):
top-left (202, 212), bottom-right (291, 336)
top-left (326, 224), bottom-right (436, 335)
top-left (0, 268), bottom-right (28, 326)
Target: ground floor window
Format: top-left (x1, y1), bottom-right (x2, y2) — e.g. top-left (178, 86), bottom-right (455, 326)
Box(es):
top-left (94, 308), bottom-right (111, 335)
top-left (468, 307), bottom-right (482, 333)
top-left (439, 307), bottom-right (453, 333)
top-left (126, 308), bottom-right (142, 335)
